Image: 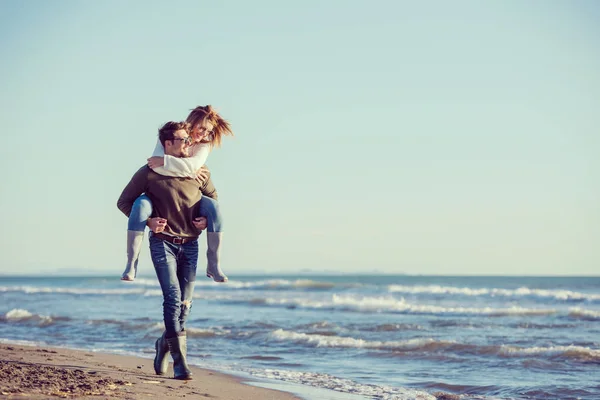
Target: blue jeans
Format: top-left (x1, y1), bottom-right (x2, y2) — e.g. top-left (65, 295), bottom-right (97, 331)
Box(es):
top-left (149, 234), bottom-right (199, 337)
top-left (128, 194), bottom-right (153, 231)
top-left (128, 194), bottom-right (222, 232)
top-left (197, 196), bottom-right (223, 232)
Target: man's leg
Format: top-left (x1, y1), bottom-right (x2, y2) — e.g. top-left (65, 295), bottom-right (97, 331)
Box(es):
top-left (177, 239), bottom-right (199, 332)
top-left (149, 235), bottom-right (182, 336)
top-left (162, 239), bottom-right (199, 380)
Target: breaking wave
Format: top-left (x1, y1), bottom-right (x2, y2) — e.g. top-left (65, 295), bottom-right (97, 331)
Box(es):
top-left (261, 294), bottom-right (557, 317)
top-left (0, 286), bottom-right (147, 295)
top-left (269, 329), bottom-right (600, 362)
top-left (1, 309), bottom-right (70, 326)
top-left (388, 284), bottom-right (600, 302)
top-left (568, 307), bottom-right (600, 321)
top-left (199, 279), bottom-right (339, 290)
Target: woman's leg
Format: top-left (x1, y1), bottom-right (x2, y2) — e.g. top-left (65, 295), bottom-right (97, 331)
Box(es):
top-left (121, 194), bottom-right (153, 281)
top-left (197, 196), bottom-right (227, 282)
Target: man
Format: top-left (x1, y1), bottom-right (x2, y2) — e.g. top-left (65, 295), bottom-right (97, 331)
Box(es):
top-left (117, 121), bottom-right (216, 380)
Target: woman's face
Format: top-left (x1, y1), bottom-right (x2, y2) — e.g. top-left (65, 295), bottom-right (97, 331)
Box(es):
top-left (191, 119), bottom-right (214, 143)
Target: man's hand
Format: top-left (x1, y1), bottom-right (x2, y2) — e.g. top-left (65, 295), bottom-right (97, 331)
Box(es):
top-left (147, 217), bottom-right (167, 233)
top-left (192, 216), bottom-right (207, 231)
top-left (147, 156), bottom-right (165, 169)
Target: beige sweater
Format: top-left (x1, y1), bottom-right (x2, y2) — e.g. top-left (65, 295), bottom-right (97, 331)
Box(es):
top-left (117, 165), bottom-right (217, 239)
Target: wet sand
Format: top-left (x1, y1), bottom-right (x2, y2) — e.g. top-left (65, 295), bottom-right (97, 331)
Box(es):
top-left (0, 343), bottom-right (300, 399)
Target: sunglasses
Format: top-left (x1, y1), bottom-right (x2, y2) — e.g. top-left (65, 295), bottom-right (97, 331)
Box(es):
top-left (171, 137), bottom-right (192, 145)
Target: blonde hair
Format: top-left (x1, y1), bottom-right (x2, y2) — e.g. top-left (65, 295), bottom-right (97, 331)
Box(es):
top-left (186, 105), bottom-right (233, 147)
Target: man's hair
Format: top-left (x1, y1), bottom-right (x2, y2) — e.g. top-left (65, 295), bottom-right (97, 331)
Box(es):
top-left (186, 105), bottom-right (233, 148)
top-left (158, 121), bottom-right (190, 147)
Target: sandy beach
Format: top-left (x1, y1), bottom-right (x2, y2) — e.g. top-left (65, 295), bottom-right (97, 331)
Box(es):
top-left (0, 343), bottom-right (300, 399)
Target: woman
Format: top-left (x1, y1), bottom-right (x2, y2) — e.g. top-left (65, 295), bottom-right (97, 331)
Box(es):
top-left (121, 105), bottom-right (233, 283)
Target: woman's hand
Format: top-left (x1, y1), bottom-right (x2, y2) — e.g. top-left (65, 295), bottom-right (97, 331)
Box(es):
top-left (192, 217), bottom-right (207, 231)
top-left (196, 167), bottom-right (209, 182)
top-left (147, 156), bottom-right (164, 169)
top-left (147, 217), bottom-right (167, 233)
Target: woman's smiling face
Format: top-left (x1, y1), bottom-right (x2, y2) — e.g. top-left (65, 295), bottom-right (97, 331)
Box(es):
top-left (191, 119), bottom-right (215, 143)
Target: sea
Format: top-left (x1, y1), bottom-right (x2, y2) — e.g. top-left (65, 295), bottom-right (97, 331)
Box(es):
top-left (1, 274), bottom-right (599, 400)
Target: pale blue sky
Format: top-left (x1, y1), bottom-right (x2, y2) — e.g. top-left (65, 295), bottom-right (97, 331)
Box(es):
top-left (0, 0), bottom-right (598, 276)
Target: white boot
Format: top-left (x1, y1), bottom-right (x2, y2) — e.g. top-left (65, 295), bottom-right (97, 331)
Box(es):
top-left (206, 232), bottom-right (227, 282)
top-left (121, 230), bottom-right (144, 281)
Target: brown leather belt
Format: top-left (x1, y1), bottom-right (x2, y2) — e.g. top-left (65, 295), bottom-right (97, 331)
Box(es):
top-left (152, 232), bottom-right (197, 245)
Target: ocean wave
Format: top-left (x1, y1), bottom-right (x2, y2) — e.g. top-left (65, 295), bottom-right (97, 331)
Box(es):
top-left (115, 278), bottom-right (342, 291)
top-left (262, 294), bottom-right (557, 317)
top-left (86, 319), bottom-right (163, 332)
top-left (270, 329), bottom-right (459, 351)
top-left (0, 285), bottom-right (147, 295)
top-left (73, 278), bottom-right (350, 291)
top-left (4, 309), bottom-right (34, 319)
top-left (388, 284), bottom-right (600, 302)
top-left (185, 327), bottom-right (226, 338)
top-left (498, 344), bottom-right (600, 362)
top-left (121, 278), bottom-right (160, 286)
top-left (295, 320), bottom-right (339, 330)
top-left (138, 291), bottom-right (564, 317)
top-left (240, 355), bottom-right (283, 361)
top-left (568, 307), bottom-right (600, 321)
top-left (250, 367), bottom-right (436, 400)
top-left (1, 311), bottom-right (164, 331)
top-left (365, 323), bottom-right (424, 332)
top-left (269, 329), bottom-right (600, 362)
top-left (0, 338), bottom-right (48, 347)
top-left (1, 308), bottom-right (69, 326)
top-left (150, 291), bottom-right (598, 319)
top-left (143, 323), bottom-right (226, 338)
top-left (197, 279), bottom-right (339, 290)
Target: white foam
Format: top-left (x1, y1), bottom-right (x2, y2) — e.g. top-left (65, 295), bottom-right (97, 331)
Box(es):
top-left (0, 337), bottom-right (48, 346)
top-left (5, 309), bottom-right (33, 319)
top-left (499, 344), bottom-right (600, 361)
top-left (143, 289), bottom-right (163, 297)
top-left (192, 278), bottom-right (337, 290)
top-left (263, 294), bottom-right (557, 316)
top-left (2, 309), bottom-right (55, 326)
top-left (138, 290), bottom-right (563, 317)
top-left (251, 368), bottom-right (436, 400)
top-left (185, 327), bottom-right (226, 338)
top-left (148, 322), bottom-right (164, 331)
top-left (269, 329), bottom-right (600, 362)
top-left (269, 329), bottom-right (456, 351)
top-left (0, 286), bottom-right (146, 295)
top-left (567, 307), bottom-right (600, 321)
top-left (388, 284), bottom-right (600, 302)
top-left (124, 278), bottom-right (159, 286)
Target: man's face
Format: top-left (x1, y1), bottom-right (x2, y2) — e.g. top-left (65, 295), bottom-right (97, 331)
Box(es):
top-left (192, 119), bottom-right (215, 143)
top-left (164, 129), bottom-right (190, 158)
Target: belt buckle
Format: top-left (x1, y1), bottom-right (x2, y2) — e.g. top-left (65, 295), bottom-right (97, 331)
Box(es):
top-left (173, 237), bottom-right (183, 245)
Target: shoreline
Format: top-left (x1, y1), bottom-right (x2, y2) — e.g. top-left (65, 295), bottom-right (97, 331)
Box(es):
top-left (0, 342), bottom-right (302, 399)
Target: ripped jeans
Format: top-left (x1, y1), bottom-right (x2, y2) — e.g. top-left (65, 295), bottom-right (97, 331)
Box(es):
top-left (149, 234), bottom-right (198, 337)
